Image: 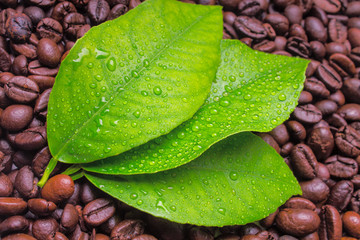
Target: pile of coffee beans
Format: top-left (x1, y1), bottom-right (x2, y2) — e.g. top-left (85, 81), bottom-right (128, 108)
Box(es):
top-left (0, 0), bottom-right (359, 239)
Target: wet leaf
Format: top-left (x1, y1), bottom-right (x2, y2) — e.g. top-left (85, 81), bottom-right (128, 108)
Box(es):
top-left (47, 0), bottom-right (223, 164)
top-left (85, 132), bottom-right (301, 226)
top-left (83, 40), bottom-right (309, 174)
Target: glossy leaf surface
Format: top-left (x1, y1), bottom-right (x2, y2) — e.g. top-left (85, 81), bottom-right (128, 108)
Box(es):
top-left (47, 0), bottom-right (223, 163)
top-left (85, 132), bottom-right (301, 226)
top-left (84, 40), bottom-right (309, 174)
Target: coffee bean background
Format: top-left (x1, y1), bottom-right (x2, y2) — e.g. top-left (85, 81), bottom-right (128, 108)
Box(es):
top-left (0, 0), bottom-right (360, 239)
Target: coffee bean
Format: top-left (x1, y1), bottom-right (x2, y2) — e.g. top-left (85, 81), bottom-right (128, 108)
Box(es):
top-left (293, 104), bottom-right (323, 124)
top-left (132, 234), bottom-right (157, 240)
top-left (304, 77), bottom-right (331, 98)
top-left (324, 155), bottom-right (358, 179)
top-left (346, 1), bottom-right (360, 17)
top-left (329, 90), bottom-right (345, 106)
top-left (76, 24), bottom-right (90, 39)
top-left (37, 18), bottom-right (63, 43)
top-left (28, 60), bottom-right (59, 76)
top-left (218, 0), bottom-right (241, 10)
top-left (316, 64), bottom-right (342, 92)
top-left (257, 133), bottom-right (280, 153)
top-left (188, 226), bottom-right (213, 240)
top-left (284, 4), bottom-right (302, 25)
top-left (327, 180), bottom-right (353, 211)
top-left (10, 42), bottom-right (37, 60)
top-left (32, 218), bottom-right (59, 240)
top-left (51, 2), bottom-right (77, 22)
top-left (286, 37), bottom-right (311, 58)
top-left (234, 16), bottom-right (267, 39)
top-left (6, 13), bottom-right (32, 43)
top-left (298, 91), bottom-right (313, 105)
top-left (290, 144), bottom-right (318, 180)
top-left (35, 88), bottom-right (51, 114)
top-left (32, 147), bottom-right (52, 178)
top-left (337, 104), bottom-right (360, 122)
top-left (59, 204), bottom-right (78, 233)
top-left (342, 79), bottom-right (360, 104)
top-left (107, 4), bottom-right (128, 20)
top-left (325, 42), bottom-right (348, 56)
top-left (37, 38), bottom-right (61, 68)
top-left (328, 19), bottom-right (347, 43)
top-left (4, 76), bottom-right (39, 103)
top-left (0, 105), bottom-right (33, 132)
top-left (313, 0), bottom-right (341, 13)
top-left (47, 231), bottom-right (69, 240)
top-left (237, 0), bottom-right (261, 16)
top-left (329, 53), bottom-right (356, 78)
top-left (264, 13), bottom-right (289, 36)
top-left (111, 219), bottom-right (145, 240)
top-left (305, 17), bottom-right (327, 42)
top-left (269, 124), bottom-right (289, 146)
top-left (83, 198), bottom-right (115, 227)
top-left (275, 208), bottom-right (320, 237)
top-left (310, 41), bottom-right (326, 60)
top-left (348, 28), bottom-right (360, 48)
top-left (28, 75), bottom-right (55, 91)
top-left (63, 13), bottom-right (86, 40)
top-left (12, 55), bottom-right (28, 76)
top-left (315, 100), bottom-right (338, 116)
top-left (23, 6), bottom-right (45, 26)
top-left (14, 126), bottom-right (47, 151)
top-left (0, 152), bottom-right (13, 174)
top-left (0, 173), bottom-right (13, 197)
top-left (307, 127), bottom-right (334, 160)
top-left (300, 178), bottom-right (330, 204)
top-left (2, 233), bottom-right (36, 240)
top-left (318, 205), bottom-right (342, 240)
top-left (0, 215), bottom-right (29, 235)
top-left (0, 197), bottom-right (27, 215)
top-left (0, 48), bottom-right (11, 72)
top-left (88, 0), bottom-right (110, 25)
top-left (28, 198), bottom-right (57, 216)
top-left (14, 166), bottom-right (39, 199)
top-left (335, 126), bottom-right (360, 157)
top-left (342, 211), bottom-right (360, 238)
top-left (41, 174), bottom-right (75, 204)
top-left (286, 120), bottom-right (307, 142)
top-left (283, 197), bottom-right (316, 211)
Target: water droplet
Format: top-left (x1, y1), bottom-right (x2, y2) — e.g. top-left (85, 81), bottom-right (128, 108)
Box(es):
top-left (104, 147), bottom-right (111, 153)
top-left (278, 94), bottom-right (287, 101)
top-left (244, 94), bottom-right (252, 100)
top-left (177, 132), bottom-right (185, 139)
top-left (218, 208), bottom-right (226, 215)
top-left (133, 111), bottom-right (141, 118)
top-left (87, 62), bottom-right (94, 69)
top-left (220, 100), bottom-right (230, 107)
top-left (131, 70), bottom-right (140, 78)
top-left (229, 171), bottom-right (238, 181)
top-left (153, 86), bottom-right (162, 95)
top-left (94, 75), bottom-right (102, 82)
top-left (130, 193), bottom-right (138, 199)
top-left (143, 59), bottom-right (150, 67)
top-left (192, 125), bottom-right (199, 132)
top-left (106, 57), bottom-right (116, 71)
top-left (137, 200), bottom-right (143, 205)
top-left (141, 91), bottom-right (148, 96)
top-left (89, 83), bottom-right (97, 89)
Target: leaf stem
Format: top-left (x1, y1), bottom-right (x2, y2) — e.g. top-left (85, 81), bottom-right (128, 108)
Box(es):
top-left (70, 170), bottom-right (84, 181)
top-left (37, 158), bottom-right (58, 187)
top-left (61, 164), bottom-right (82, 176)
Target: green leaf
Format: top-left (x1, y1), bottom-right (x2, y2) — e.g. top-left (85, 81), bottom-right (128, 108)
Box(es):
top-left (83, 40), bottom-right (309, 174)
top-left (47, 0), bottom-right (223, 164)
top-left (85, 132), bottom-right (301, 226)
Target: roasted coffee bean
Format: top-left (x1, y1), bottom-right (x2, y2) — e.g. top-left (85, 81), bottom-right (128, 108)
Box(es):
top-left (0, 105), bottom-right (33, 132)
top-left (14, 126), bottom-right (47, 151)
top-left (28, 198), bottom-right (56, 216)
top-left (0, 9), bottom-right (16, 36)
top-left (12, 55), bottom-right (28, 76)
top-left (35, 88), bottom-right (51, 114)
top-left (88, 0), bottom-right (110, 25)
top-left (234, 16), bottom-right (267, 39)
top-left (348, 28), bottom-right (360, 48)
top-left (2, 233), bottom-right (36, 240)
top-left (329, 53), bottom-right (356, 77)
top-left (76, 24), bottom-right (90, 39)
top-left (307, 127), bottom-right (334, 160)
top-left (298, 91), bottom-right (313, 105)
top-left (6, 13), bottom-right (32, 43)
top-left (305, 17), bottom-right (327, 42)
top-left (32, 218), bottom-right (59, 240)
top-left (318, 205), bottom-right (342, 240)
top-left (310, 41), bottom-right (326, 60)
top-left (292, 104), bottom-right (323, 124)
top-left (260, 209), bottom-right (279, 228)
top-left (188, 226), bottom-right (213, 240)
top-left (218, 0), bottom-right (241, 10)
top-left (0, 48), bottom-right (11, 72)
top-left (329, 90), bottom-right (345, 106)
top-left (0, 87), bottom-right (11, 109)
top-left (313, 0), bottom-right (341, 13)
top-left (284, 4), bottom-right (302, 25)
top-left (324, 155), bottom-right (358, 179)
top-left (32, 147), bottom-right (51, 177)
top-left (47, 231), bottom-right (69, 240)
top-left (14, 166), bottom-right (39, 199)
top-left (107, 4), bottom-right (128, 20)
top-left (237, 0), bottom-right (261, 16)
top-left (63, 13), bottom-right (86, 40)
top-left (341, 211), bottom-right (360, 238)
top-left (335, 126), bottom-right (360, 157)
top-left (269, 124), bottom-right (289, 146)
top-left (257, 133), bottom-right (280, 153)
top-left (51, 2), bottom-right (77, 22)
top-left (315, 100), bottom-right (338, 116)
top-left (28, 60), bottom-right (59, 76)
top-left (0, 173), bottom-right (13, 197)
top-left (342, 79), bottom-right (360, 104)
top-left (325, 42), bottom-right (348, 56)
top-left (286, 120), bottom-right (307, 142)
top-left (0, 72), bottom-right (14, 86)
top-left (83, 198), bottom-right (115, 227)
top-left (253, 40), bottom-right (276, 52)
top-left (337, 104), bottom-right (360, 122)
top-left (23, 6), bottom-right (45, 26)
top-left (327, 180), bottom-right (353, 211)
top-left (290, 144), bottom-right (318, 180)
top-left (111, 219), bottom-right (145, 240)
top-left (289, 24), bottom-right (308, 41)
top-left (346, 1), bottom-right (360, 17)
top-left (60, 204), bottom-right (78, 233)
top-left (28, 75), bottom-right (55, 91)
top-left (10, 42), bottom-right (37, 60)
top-left (300, 178), bottom-right (330, 204)
top-left (0, 197), bottom-right (27, 215)
top-left (0, 152), bottom-right (13, 174)
top-left (286, 37), bottom-right (311, 58)
top-left (37, 18), bottom-right (63, 43)
top-left (316, 64), bottom-right (342, 92)
top-left (264, 13), bottom-right (289, 36)
top-left (304, 77), bottom-right (330, 98)
top-left (0, 215), bottom-right (29, 236)
top-left (326, 113), bottom-right (347, 128)
top-left (4, 76), bottom-right (39, 103)
top-left (37, 38), bottom-right (61, 68)
top-left (328, 19), bottom-right (347, 43)
top-left (42, 174), bottom-right (74, 204)
top-left (283, 197), bottom-right (316, 211)
top-left (275, 208), bottom-right (320, 237)
top-left (132, 234), bottom-right (157, 240)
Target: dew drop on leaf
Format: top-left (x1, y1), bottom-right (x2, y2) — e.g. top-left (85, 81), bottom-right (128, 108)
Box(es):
top-left (153, 86), bottom-right (162, 95)
top-left (106, 57), bottom-right (116, 71)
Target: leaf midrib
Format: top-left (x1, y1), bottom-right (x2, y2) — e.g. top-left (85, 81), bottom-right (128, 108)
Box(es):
top-left (53, 7), bottom-right (217, 162)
